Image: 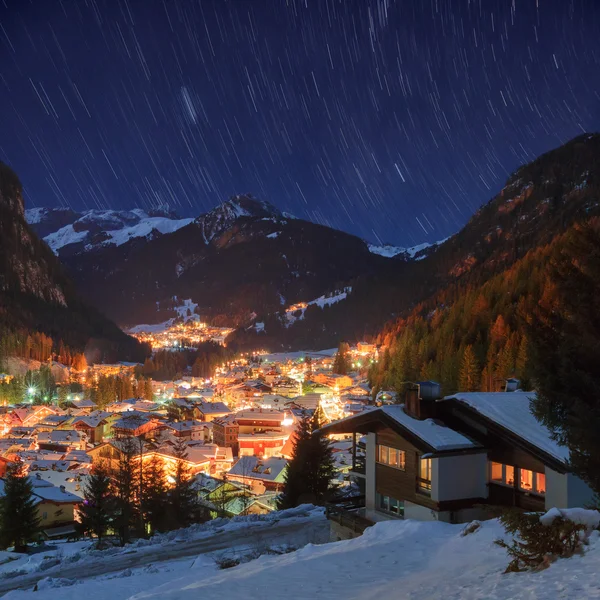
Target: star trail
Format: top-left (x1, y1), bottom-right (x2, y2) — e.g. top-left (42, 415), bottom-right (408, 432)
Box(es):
top-left (0, 0), bottom-right (599, 246)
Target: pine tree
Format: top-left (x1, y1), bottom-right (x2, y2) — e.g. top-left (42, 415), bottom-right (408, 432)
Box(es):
top-left (144, 378), bottom-right (154, 401)
top-left (141, 456), bottom-right (168, 535)
top-left (528, 222), bottom-right (600, 494)
top-left (333, 342), bottom-right (351, 375)
top-left (0, 460), bottom-right (40, 552)
top-left (515, 336), bottom-right (530, 388)
top-left (113, 437), bottom-right (138, 546)
top-left (79, 461), bottom-right (115, 547)
top-left (168, 438), bottom-right (199, 528)
top-left (277, 409), bottom-right (336, 509)
top-left (459, 345), bottom-right (479, 392)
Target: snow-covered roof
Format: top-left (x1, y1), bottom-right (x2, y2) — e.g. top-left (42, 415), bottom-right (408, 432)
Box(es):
top-left (442, 392), bottom-right (568, 463)
top-left (228, 456), bottom-right (288, 481)
top-left (380, 406), bottom-right (480, 452)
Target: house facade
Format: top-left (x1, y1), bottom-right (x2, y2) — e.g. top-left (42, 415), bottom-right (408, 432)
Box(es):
top-left (321, 387), bottom-right (594, 526)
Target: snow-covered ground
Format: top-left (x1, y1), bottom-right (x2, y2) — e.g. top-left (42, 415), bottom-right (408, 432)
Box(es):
top-left (1, 506), bottom-right (327, 599)
top-left (284, 288), bottom-right (351, 327)
top-left (261, 348), bottom-right (338, 363)
top-left (6, 511), bottom-right (600, 600)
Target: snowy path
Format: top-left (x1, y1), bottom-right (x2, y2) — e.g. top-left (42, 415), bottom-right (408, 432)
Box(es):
top-left (0, 516), bottom-right (327, 596)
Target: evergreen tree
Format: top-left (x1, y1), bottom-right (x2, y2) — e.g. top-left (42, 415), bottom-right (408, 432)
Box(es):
top-left (141, 456), bottom-right (168, 535)
top-left (277, 409), bottom-right (336, 509)
top-left (168, 438), bottom-right (199, 528)
top-left (459, 345), bottom-right (479, 392)
top-left (144, 378), bottom-right (154, 401)
top-left (79, 461), bottom-right (115, 547)
top-left (528, 223), bottom-right (600, 494)
top-left (113, 437), bottom-right (138, 545)
top-left (0, 461), bottom-right (40, 552)
top-left (333, 342), bottom-right (351, 375)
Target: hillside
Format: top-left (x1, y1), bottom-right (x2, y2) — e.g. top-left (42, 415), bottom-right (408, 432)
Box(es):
top-left (28, 134), bottom-right (600, 353)
top-left (3, 512), bottom-right (599, 599)
top-left (368, 133), bottom-right (600, 396)
top-left (0, 163), bottom-right (148, 364)
top-left (46, 196), bottom-right (399, 331)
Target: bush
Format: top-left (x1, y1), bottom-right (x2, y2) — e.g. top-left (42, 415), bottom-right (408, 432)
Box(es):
top-left (215, 556), bottom-right (240, 570)
top-left (495, 508), bottom-right (598, 573)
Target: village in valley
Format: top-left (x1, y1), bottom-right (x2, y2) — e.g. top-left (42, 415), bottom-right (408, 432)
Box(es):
top-left (0, 339), bottom-right (381, 541)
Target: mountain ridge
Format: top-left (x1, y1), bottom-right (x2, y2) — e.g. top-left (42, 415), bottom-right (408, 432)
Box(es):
top-left (0, 162), bottom-right (149, 363)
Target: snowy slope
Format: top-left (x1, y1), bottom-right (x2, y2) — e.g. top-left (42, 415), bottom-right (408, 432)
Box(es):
top-left (284, 287), bottom-right (351, 327)
top-left (25, 208), bottom-right (193, 254)
top-left (368, 237), bottom-right (450, 260)
top-left (7, 513), bottom-right (600, 600)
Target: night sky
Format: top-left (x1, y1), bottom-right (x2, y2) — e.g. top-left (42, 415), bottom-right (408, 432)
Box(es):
top-left (1, 1), bottom-right (599, 247)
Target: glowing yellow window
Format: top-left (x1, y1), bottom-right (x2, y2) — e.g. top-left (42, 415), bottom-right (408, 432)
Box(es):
top-left (505, 465), bottom-right (515, 486)
top-left (536, 473), bottom-right (546, 495)
top-left (519, 469), bottom-right (533, 491)
top-left (490, 462), bottom-right (503, 482)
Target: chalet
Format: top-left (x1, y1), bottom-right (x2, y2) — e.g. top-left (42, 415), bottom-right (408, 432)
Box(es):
top-left (212, 415), bottom-right (240, 456)
top-left (36, 430), bottom-right (87, 452)
top-left (71, 411), bottom-right (115, 444)
top-left (0, 475), bottom-right (81, 538)
top-left (161, 420), bottom-right (208, 441)
top-left (110, 413), bottom-right (161, 438)
top-left (195, 401), bottom-right (231, 422)
top-left (227, 455), bottom-right (288, 493)
top-left (356, 342), bottom-right (376, 355)
top-left (320, 385), bottom-right (595, 529)
top-left (313, 373), bottom-right (353, 391)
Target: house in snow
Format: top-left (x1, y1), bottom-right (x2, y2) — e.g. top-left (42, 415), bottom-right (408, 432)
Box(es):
top-left (320, 383), bottom-right (595, 535)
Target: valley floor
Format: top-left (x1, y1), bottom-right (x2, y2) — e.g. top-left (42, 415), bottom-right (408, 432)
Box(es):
top-left (3, 511), bottom-right (600, 600)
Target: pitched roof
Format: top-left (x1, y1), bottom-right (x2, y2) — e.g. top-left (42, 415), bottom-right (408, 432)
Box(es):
top-left (379, 406), bottom-right (479, 452)
top-left (319, 405), bottom-right (480, 453)
top-left (228, 456), bottom-right (288, 481)
top-left (441, 392), bottom-right (568, 463)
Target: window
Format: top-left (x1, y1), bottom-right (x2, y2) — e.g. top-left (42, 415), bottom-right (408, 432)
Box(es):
top-left (505, 465), bottom-right (515, 486)
top-left (490, 462), bottom-right (503, 483)
top-left (418, 458), bottom-right (432, 494)
top-left (376, 445), bottom-right (406, 470)
top-left (536, 473), bottom-right (546, 495)
top-left (489, 462), bottom-right (545, 495)
top-left (376, 493), bottom-right (404, 516)
top-left (519, 469), bottom-right (533, 492)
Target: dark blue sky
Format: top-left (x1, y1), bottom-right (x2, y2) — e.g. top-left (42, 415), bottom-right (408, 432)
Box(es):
top-left (1, 0), bottom-right (598, 246)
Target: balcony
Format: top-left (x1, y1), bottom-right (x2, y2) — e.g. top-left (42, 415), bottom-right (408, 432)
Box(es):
top-left (350, 455), bottom-right (366, 476)
top-left (326, 495), bottom-right (373, 538)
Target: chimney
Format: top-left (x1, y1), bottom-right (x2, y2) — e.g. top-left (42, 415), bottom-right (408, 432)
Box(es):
top-left (60, 485), bottom-right (66, 492)
top-left (504, 378), bottom-right (520, 392)
top-left (404, 381), bottom-right (442, 420)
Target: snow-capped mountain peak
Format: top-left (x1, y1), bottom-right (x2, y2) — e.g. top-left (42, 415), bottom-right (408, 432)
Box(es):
top-left (25, 207), bottom-right (193, 255)
top-left (195, 195), bottom-right (283, 243)
top-left (368, 237), bottom-right (450, 261)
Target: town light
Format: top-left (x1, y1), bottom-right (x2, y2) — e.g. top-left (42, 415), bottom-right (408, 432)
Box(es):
top-left (27, 387), bottom-right (36, 396)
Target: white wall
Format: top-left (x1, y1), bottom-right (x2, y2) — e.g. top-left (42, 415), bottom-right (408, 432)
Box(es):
top-left (433, 453), bottom-right (488, 502)
top-left (365, 432), bottom-right (376, 510)
top-left (545, 468), bottom-right (568, 510)
top-left (404, 501), bottom-right (438, 521)
top-left (545, 468), bottom-right (595, 510)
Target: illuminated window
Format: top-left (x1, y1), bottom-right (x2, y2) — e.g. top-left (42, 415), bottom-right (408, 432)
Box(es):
top-left (519, 469), bottom-right (533, 491)
top-left (489, 462), bottom-right (545, 496)
top-left (505, 465), bottom-right (515, 486)
top-left (376, 445), bottom-right (406, 470)
top-left (490, 462), bottom-right (503, 482)
top-left (536, 473), bottom-right (546, 495)
top-left (418, 458), bottom-right (432, 494)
